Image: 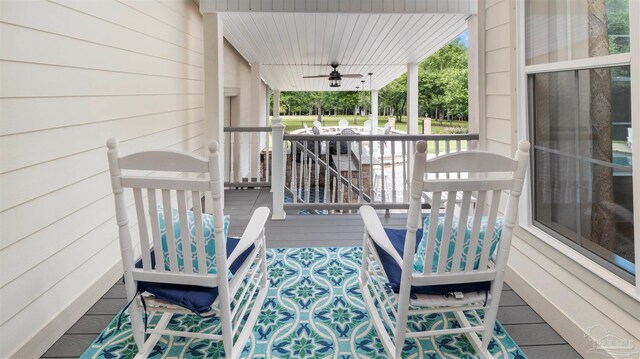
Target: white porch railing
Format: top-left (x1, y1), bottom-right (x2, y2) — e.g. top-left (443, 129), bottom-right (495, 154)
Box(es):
top-left (270, 124), bottom-right (479, 217)
top-left (224, 127), bottom-right (272, 187)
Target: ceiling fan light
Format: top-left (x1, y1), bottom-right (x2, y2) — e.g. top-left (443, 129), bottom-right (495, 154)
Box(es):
top-left (329, 78), bottom-right (341, 87)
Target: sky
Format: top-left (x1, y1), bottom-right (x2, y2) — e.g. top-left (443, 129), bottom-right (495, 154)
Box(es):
top-left (457, 30), bottom-right (469, 48)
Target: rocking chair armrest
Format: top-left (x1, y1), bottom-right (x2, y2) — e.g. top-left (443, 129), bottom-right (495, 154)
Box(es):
top-left (359, 205), bottom-right (403, 267)
top-left (227, 206), bottom-right (270, 265)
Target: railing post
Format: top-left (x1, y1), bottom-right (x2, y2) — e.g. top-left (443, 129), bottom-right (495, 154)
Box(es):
top-left (271, 116), bottom-right (286, 220)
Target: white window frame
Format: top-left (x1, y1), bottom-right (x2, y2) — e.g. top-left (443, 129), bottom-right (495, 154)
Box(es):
top-left (516, 0), bottom-right (640, 297)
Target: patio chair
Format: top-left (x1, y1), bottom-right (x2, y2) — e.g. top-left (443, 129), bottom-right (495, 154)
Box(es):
top-left (628, 127), bottom-right (633, 147)
top-left (338, 118), bottom-right (349, 128)
top-left (303, 122), bottom-right (312, 133)
top-left (383, 122), bottom-right (392, 134)
top-left (313, 120), bottom-right (322, 129)
top-left (107, 139), bottom-right (269, 359)
top-left (341, 127), bottom-right (357, 136)
top-left (359, 140), bottom-right (530, 359)
top-left (363, 119), bottom-right (373, 134)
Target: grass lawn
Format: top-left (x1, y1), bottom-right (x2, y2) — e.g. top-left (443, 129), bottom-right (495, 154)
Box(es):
top-left (274, 115), bottom-right (469, 134)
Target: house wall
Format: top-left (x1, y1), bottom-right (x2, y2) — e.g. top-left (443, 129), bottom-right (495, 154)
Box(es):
top-left (478, 0), bottom-right (640, 356)
top-left (0, 1), bottom-right (260, 357)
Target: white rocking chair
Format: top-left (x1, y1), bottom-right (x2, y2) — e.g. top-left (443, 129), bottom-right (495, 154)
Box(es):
top-left (107, 139), bottom-right (269, 358)
top-left (359, 140), bottom-right (530, 358)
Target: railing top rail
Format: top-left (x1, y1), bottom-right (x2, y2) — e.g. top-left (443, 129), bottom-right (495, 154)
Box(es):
top-left (224, 126), bottom-right (272, 132)
top-left (283, 133), bottom-right (479, 142)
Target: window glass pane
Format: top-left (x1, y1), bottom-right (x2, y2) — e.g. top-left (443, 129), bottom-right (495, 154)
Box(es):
top-left (529, 66), bottom-right (634, 275)
top-left (526, 0), bottom-right (630, 65)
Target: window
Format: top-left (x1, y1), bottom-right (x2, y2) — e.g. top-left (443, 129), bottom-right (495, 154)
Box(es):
top-left (523, 0), bottom-right (635, 279)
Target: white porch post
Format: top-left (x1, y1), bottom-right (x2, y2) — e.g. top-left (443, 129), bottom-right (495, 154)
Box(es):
top-left (250, 63), bottom-right (261, 179)
top-left (203, 13), bottom-right (224, 211)
top-left (407, 62), bottom-right (419, 177)
top-left (407, 63), bottom-right (419, 134)
top-left (271, 90), bottom-right (286, 220)
top-left (371, 89), bottom-right (379, 133)
top-left (467, 14), bottom-right (484, 150)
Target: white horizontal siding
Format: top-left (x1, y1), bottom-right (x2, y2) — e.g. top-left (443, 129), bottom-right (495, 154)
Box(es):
top-left (485, 72), bottom-right (510, 95)
top-left (0, 1), bottom-right (210, 357)
top-left (201, 0), bottom-right (477, 13)
top-left (486, 117), bottom-right (511, 145)
top-left (485, 95), bottom-right (511, 120)
top-left (0, 107), bottom-right (203, 174)
top-left (485, 47), bottom-right (511, 73)
top-left (0, 0), bottom-right (204, 67)
top-left (484, 0), bottom-right (508, 30)
top-left (1, 95), bottom-right (205, 136)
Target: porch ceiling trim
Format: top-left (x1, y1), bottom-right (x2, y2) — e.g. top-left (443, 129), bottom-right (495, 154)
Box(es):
top-left (201, 0), bottom-right (478, 15)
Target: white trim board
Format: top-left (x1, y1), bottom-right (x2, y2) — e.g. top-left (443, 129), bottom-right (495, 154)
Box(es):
top-left (8, 261), bottom-right (123, 359)
top-left (200, 0), bottom-right (478, 14)
top-left (523, 53), bottom-right (631, 74)
top-left (506, 230), bottom-right (640, 358)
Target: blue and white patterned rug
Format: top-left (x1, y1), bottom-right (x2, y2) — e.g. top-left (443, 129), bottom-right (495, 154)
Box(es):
top-left (82, 247), bottom-right (527, 358)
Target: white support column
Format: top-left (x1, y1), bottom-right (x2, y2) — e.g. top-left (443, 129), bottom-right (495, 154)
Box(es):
top-left (262, 85), bottom-right (270, 170)
top-left (271, 90), bottom-right (286, 220)
top-left (203, 13), bottom-right (224, 211)
top-left (249, 63), bottom-right (261, 179)
top-left (407, 63), bottom-right (419, 179)
top-left (251, 63), bottom-right (261, 124)
top-left (371, 89), bottom-right (379, 133)
top-left (407, 63), bottom-right (419, 135)
top-left (467, 13), bottom-right (484, 150)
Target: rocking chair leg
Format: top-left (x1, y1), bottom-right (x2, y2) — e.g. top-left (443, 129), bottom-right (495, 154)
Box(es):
top-left (394, 291), bottom-right (411, 358)
top-left (128, 300), bottom-right (146, 354)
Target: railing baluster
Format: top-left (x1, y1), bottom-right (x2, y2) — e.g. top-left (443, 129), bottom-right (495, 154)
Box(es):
top-left (299, 142), bottom-right (305, 200)
top-left (230, 132), bottom-right (235, 183)
top-left (391, 138), bottom-right (396, 203)
top-left (358, 141), bottom-right (363, 203)
top-left (380, 138), bottom-right (385, 203)
top-left (369, 139), bottom-right (374, 203)
top-left (337, 140), bottom-right (343, 205)
top-left (402, 140), bottom-right (407, 202)
top-left (291, 141), bottom-right (298, 203)
top-left (324, 140), bottom-right (329, 207)
top-left (347, 141), bottom-right (352, 204)
top-left (314, 140), bottom-right (320, 203)
top-left (247, 133), bottom-right (252, 184)
top-left (265, 142), bottom-right (270, 182)
top-left (306, 144), bottom-right (311, 203)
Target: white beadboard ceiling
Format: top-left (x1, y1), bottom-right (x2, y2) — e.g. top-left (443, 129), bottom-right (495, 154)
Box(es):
top-left (220, 12), bottom-right (469, 91)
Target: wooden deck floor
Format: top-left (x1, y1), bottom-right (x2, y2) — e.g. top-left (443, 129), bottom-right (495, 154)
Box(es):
top-left (42, 189), bottom-right (581, 358)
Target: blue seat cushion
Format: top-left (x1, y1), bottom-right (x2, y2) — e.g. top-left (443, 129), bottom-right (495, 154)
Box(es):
top-left (373, 228), bottom-right (490, 295)
top-left (135, 236), bottom-right (254, 316)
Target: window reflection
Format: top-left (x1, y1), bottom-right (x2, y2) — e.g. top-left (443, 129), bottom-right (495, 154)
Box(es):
top-left (530, 66), bottom-right (634, 275)
top-left (525, 0), bottom-right (630, 65)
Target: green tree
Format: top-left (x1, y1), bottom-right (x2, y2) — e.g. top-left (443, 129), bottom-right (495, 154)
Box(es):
top-left (379, 74), bottom-right (407, 122)
top-left (379, 36), bottom-right (468, 123)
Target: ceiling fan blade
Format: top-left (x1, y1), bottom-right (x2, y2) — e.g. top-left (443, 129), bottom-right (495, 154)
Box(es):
top-left (303, 75), bottom-right (330, 78)
top-left (341, 74), bottom-right (363, 78)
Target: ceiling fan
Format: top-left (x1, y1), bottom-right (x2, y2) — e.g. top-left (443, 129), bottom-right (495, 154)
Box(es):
top-left (303, 63), bottom-right (363, 88)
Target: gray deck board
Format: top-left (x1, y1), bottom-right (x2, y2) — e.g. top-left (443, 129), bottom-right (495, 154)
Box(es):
top-left (503, 323), bottom-right (570, 346)
top-left (521, 344), bottom-right (582, 358)
top-left (42, 188), bottom-right (575, 358)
